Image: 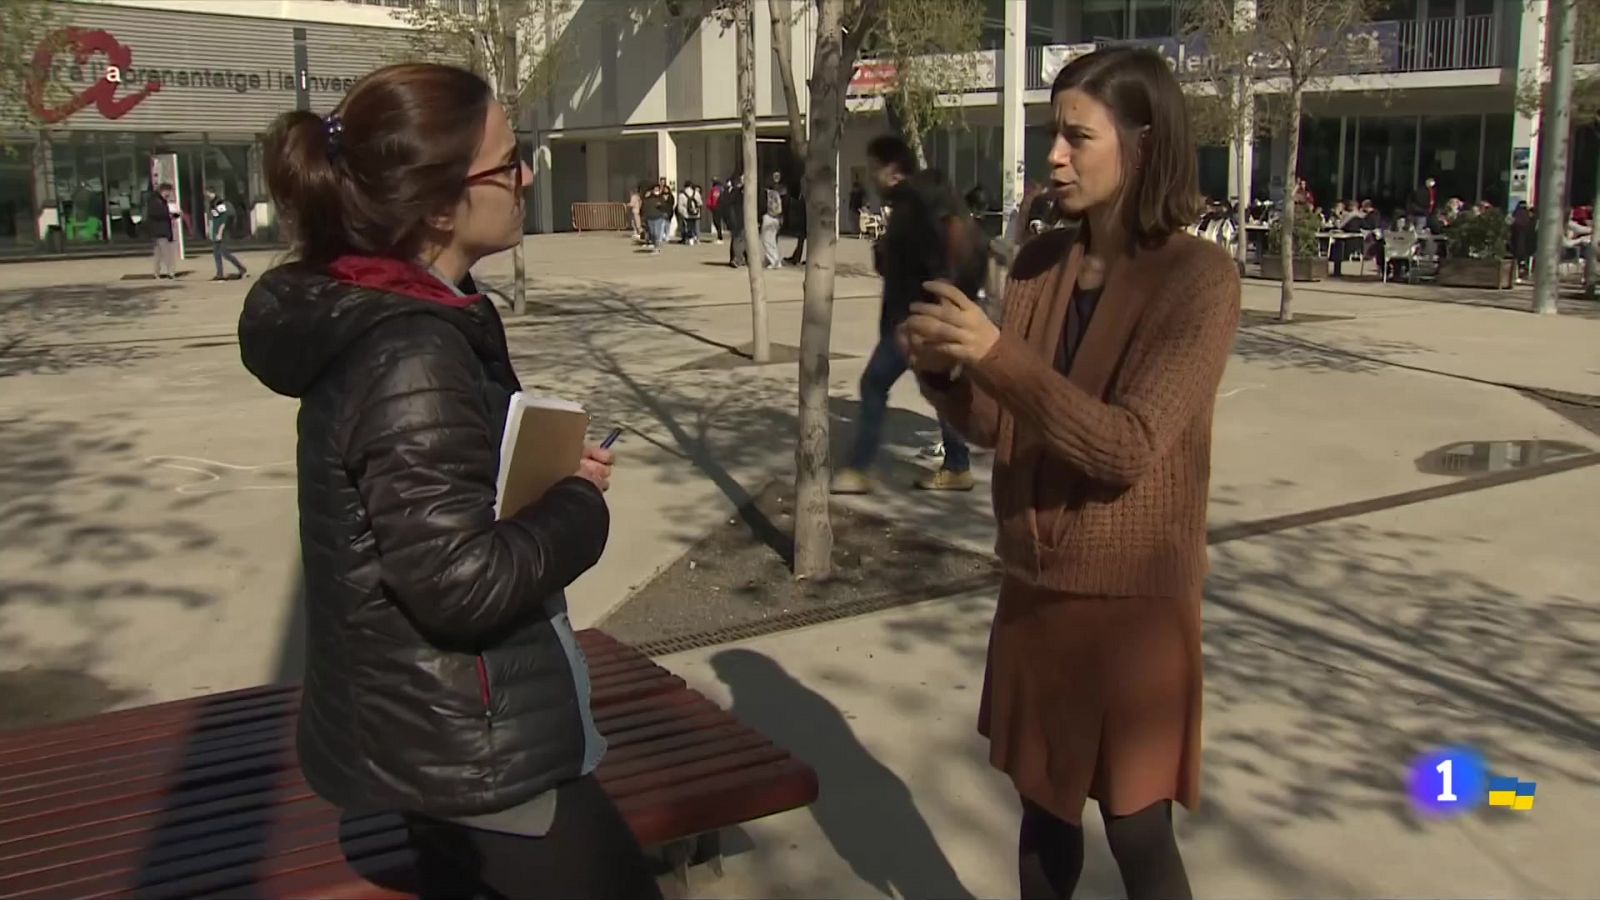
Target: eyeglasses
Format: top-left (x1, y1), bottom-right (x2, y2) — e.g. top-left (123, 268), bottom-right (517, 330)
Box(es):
top-left (466, 154), bottom-right (526, 192)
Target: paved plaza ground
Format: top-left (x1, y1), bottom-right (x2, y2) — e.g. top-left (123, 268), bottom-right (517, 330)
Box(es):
top-left (2, 232), bottom-right (1598, 896)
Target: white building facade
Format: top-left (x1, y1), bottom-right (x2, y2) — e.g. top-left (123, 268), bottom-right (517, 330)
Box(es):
top-left (2, 0), bottom-right (1594, 258)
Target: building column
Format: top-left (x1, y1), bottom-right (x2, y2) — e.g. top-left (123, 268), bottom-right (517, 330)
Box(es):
top-left (1001, 0), bottom-right (1026, 228)
top-left (585, 139), bottom-right (609, 202)
top-left (1510, 0), bottom-right (1547, 207)
top-left (707, 131), bottom-right (727, 184)
top-left (655, 129), bottom-right (678, 187)
top-left (1228, 95), bottom-right (1255, 204)
top-left (534, 138), bottom-right (554, 234)
top-left (1228, 0), bottom-right (1257, 207)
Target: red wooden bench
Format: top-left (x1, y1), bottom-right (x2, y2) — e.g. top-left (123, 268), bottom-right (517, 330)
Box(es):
top-left (0, 630), bottom-right (817, 899)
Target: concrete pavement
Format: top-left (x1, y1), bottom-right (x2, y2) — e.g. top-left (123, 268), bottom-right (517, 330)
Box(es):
top-left (2, 232), bottom-right (1599, 896)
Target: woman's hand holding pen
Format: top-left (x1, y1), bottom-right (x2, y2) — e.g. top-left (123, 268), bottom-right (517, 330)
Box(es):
top-left (574, 427), bottom-right (623, 492)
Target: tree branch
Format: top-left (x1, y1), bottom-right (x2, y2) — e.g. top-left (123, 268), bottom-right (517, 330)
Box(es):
top-left (768, 0), bottom-right (809, 158)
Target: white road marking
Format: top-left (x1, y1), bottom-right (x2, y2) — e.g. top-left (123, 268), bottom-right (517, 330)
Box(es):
top-left (145, 455), bottom-right (295, 495)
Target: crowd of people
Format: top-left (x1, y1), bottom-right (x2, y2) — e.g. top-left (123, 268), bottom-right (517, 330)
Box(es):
top-left (1182, 173), bottom-right (1595, 284)
top-left (238, 47), bottom-right (1252, 900)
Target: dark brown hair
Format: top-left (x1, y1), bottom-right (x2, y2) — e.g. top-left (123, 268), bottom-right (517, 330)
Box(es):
top-left (262, 63), bottom-right (493, 267)
top-left (1051, 47), bottom-right (1201, 244)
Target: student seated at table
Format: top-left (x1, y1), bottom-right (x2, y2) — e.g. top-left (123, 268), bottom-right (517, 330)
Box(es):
top-left (1328, 200), bottom-right (1368, 277)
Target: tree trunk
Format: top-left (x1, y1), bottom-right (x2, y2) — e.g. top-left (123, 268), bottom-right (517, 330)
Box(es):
top-left (1278, 84), bottom-right (1302, 323)
top-left (497, 4), bottom-right (528, 315)
top-left (1533, 0), bottom-right (1577, 315)
top-left (1234, 73), bottom-right (1252, 268)
top-left (736, 0), bottom-right (770, 361)
top-left (793, 0), bottom-right (847, 580)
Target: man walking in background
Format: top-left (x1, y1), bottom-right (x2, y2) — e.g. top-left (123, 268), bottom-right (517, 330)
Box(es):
top-left (833, 135), bottom-right (986, 494)
top-left (204, 186), bottom-right (247, 281)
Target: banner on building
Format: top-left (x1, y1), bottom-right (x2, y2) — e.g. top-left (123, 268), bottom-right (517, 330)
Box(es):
top-left (1040, 43), bottom-right (1098, 86)
top-left (1035, 22), bottom-right (1401, 87)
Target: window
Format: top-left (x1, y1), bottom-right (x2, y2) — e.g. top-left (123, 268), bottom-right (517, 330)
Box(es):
top-left (0, 143), bottom-right (37, 249)
top-left (1133, 0), bottom-right (1174, 39)
top-left (1082, 0), bottom-right (1127, 41)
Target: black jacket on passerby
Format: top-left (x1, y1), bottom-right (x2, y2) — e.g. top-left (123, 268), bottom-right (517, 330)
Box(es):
top-left (238, 264), bottom-right (609, 819)
top-left (1407, 184), bottom-right (1435, 220)
top-left (1510, 207), bottom-right (1536, 260)
top-left (723, 183), bottom-right (746, 236)
top-left (145, 192), bottom-right (174, 240)
top-left (874, 169), bottom-right (986, 333)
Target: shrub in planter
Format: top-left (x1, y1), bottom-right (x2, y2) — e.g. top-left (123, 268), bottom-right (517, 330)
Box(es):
top-left (1265, 202), bottom-right (1325, 281)
top-left (1439, 210), bottom-right (1514, 288)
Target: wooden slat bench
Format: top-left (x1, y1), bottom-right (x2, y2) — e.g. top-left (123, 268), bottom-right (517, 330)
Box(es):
top-left (0, 630), bottom-right (817, 899)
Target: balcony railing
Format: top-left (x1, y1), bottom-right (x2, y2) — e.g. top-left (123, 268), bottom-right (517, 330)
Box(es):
top-left (1024, 15), bottom-right (1502, 90)
top-left (1394, 15), bottom-right (1499, 72)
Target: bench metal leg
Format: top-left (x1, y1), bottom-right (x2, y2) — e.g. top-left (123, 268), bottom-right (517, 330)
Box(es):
top-left (694, 830), bottom-right (724, 878)
top-left (662, 830), bottom-right (725, 893)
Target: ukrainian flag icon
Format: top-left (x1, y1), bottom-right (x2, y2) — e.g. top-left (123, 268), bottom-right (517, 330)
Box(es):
top-left (1488, 776), bottom-right (1535, 810)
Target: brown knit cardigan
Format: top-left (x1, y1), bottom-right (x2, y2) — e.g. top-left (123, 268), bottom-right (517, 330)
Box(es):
top-left (922, 227), bottom-right (1241, 598)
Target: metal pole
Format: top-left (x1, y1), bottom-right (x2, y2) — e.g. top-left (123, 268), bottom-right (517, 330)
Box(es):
top-left (1533, 0), bottom-right (1576, 315)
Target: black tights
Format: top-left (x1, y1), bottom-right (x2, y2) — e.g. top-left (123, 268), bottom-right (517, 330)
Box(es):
top-left (1018, 797), bottom-right (1191, 900)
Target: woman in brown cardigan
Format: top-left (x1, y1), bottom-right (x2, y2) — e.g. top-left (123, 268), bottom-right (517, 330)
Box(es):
top-left (903, 48), bottom-right (1239, 899)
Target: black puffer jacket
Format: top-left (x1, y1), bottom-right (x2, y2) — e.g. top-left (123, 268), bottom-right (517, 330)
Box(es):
top-left (238, 263), bottom-right (608, 818)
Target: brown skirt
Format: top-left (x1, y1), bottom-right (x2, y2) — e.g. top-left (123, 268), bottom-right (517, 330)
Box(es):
top-left (979, 576), bottom-right (1202, 826)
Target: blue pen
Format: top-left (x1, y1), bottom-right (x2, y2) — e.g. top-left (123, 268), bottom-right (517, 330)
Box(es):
top-left (600, 427), bottom-right (623, 450)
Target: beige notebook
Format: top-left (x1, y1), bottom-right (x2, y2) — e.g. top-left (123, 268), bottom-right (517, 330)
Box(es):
top-left (494, 392), bottom-right (590, 520)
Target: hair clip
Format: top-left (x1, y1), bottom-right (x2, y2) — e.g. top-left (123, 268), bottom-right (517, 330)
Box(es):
top-left (322, 113), bottom-right (344, 160)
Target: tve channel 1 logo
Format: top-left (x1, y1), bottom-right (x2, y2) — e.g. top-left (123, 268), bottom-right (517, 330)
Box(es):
top-left (1409, 747), bottom-right (1536, 816)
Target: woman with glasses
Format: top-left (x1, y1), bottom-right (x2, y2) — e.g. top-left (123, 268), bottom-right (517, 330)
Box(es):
top-left (238, 63), bottom-right (659, 899)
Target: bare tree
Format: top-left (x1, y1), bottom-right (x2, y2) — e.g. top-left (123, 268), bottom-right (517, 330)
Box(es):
top-left (767, 0), bottom-right (881, 579)
top-left (1579, 2), bottom-right (1599, 299)
top-left (392, 0), bottom-right (575, 316)
top-left (737, 0), bottom-right (771, 361)
top-left (1528, 0), bottom-right (1579, 314)
top-left (0, 0), bottom-right (68, 148)
top-left (1182, 0), bottom-right (1258, 268)
top-left (1256, 0), bottom-right (1380, 322)
top-left (867, 0), bottom-right (984, 167)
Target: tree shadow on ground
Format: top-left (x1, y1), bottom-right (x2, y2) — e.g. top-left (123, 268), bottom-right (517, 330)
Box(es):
top-left (709, 648), bottom-right (976, 900)
top-left (0, 413), bottom-right (221, 730)
top-left (0, 282), bottom-right (174, 376)
top-left (1199, 517), bottom-right (1600, 837)
top-left (1231, 328), bottom-right (1432, 375)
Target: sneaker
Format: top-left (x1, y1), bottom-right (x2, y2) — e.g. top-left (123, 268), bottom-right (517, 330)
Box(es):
top-left (914, 469), bottom-right (975, 491)
top-left (830, 468), bottom-right (875, 495)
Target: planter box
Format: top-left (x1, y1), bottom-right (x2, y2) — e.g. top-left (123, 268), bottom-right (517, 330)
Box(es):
top-left (1438, 257), bottom-right (1514, 289)
top-left (1261, 255), bottom-right (1328, 282)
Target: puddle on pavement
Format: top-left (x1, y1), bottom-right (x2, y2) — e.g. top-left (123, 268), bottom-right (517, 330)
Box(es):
top-left (1415, 440), bottom-right (1593, 477)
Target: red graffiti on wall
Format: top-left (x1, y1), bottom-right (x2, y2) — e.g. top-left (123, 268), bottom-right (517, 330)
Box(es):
top-left (27, 27), bottom-right (163, 123)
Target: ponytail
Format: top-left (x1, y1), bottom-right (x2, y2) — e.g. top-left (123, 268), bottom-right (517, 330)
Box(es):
top-left (261, 63), bottom-right (493, 268)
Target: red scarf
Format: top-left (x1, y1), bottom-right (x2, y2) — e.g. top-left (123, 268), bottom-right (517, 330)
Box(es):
top-left (326, 255), bottom-right (481, 309)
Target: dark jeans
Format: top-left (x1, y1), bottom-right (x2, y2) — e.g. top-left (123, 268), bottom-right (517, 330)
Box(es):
top-left (849, 329), bottom-right (970, 473)
top-left (710, 209), bottom-right (724, 240)
top-left (212, 236), bottom-right (245, 277)
top-left (404, 775), bottom-right (661, 900)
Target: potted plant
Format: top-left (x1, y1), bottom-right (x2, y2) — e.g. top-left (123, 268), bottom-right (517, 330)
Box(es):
top-left (1438, 211), bottom-right (1513, 288)
top-left (1261, 203), bottom-right (1328, 282)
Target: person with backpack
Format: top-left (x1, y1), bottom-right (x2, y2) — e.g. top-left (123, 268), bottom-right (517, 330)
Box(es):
top-left (831, 135), bottom-right (986, 494)
top-left (724, 175), bottom-right (747, 268)
top-left (761, 172), bottom-right (785, 269)
top-left (679, 182), bottom-right (703, 245)
top-left (707, 178), bottom-right (724, 244)
top-left (204, 186), bottom-right (248, 281)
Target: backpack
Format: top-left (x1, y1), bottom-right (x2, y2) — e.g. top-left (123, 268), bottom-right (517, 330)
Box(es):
top-left (766, 187), bottom-right (783, 219)
top-left (686, 192), bottom-right (703, 218)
